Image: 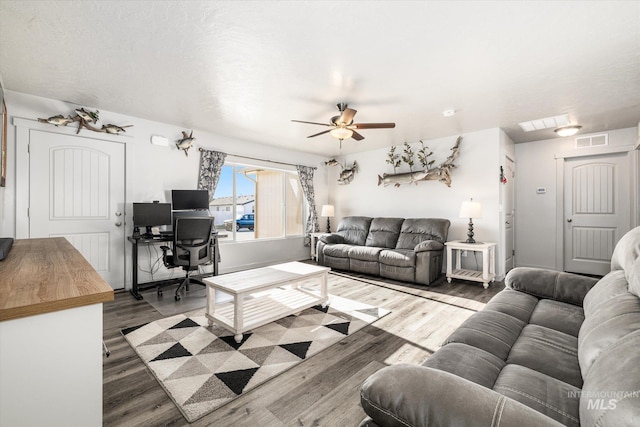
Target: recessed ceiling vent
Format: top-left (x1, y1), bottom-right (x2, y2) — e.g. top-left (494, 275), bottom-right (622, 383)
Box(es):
top-left (575, 134), bottom-right (608, 149)
top-left (519, 114), bottom-right (570, 132)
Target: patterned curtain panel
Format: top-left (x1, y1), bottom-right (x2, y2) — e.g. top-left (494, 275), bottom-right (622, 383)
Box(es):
top-left (198, 149), bottom-right (227, 201)
top-left (296, 165), bottom-right (319, 246)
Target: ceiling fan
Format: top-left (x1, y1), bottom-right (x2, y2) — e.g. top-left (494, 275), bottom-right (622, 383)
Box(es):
top-left (292, 102), bottom-right (395, 142)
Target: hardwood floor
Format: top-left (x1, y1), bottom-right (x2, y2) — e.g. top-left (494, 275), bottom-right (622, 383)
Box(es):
top-left (103, 271), bottom-right (503, 427)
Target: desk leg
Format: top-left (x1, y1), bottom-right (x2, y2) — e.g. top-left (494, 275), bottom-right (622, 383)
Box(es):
top-left (130, 239), bottom-right (143, 300)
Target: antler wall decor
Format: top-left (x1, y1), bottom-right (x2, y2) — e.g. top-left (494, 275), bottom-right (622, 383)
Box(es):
top-left (378, 136), bottom-right (462, 187)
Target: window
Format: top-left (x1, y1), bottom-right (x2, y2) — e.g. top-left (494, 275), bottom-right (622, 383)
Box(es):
top-left (211, 163), bottom-right (304, 241)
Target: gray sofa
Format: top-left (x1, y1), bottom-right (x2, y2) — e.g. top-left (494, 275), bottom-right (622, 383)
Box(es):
top-left (360, 225), bottom-right (640, 426)
top-left (316, 216), bottom-right (450, 286)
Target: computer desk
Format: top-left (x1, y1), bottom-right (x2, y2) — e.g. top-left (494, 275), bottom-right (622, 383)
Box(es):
top-left (128, 232), bottom-right (221, 300)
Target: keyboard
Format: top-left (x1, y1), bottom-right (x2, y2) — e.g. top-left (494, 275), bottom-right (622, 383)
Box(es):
top-left (0, 238), bottom-right (14, 261)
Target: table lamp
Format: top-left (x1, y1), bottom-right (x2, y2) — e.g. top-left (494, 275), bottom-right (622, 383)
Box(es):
top-left (320, 204), bottom-right (335, 233)
top-left (459, 198), bottom-right (482, 244)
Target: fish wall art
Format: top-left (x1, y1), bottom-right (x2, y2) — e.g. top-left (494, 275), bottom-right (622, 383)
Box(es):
top-left (176, 130), bottom-right (195, 156)
top-left (378, 136), bottom-right (462, 187)
top-left (38, 108), bottom-right (132, 135)
top-left (325, 158), bottom-right (358, 185)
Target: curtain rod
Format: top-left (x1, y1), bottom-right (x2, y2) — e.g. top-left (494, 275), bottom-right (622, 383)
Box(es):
top-left (198, 147), bottom-right (317, 170)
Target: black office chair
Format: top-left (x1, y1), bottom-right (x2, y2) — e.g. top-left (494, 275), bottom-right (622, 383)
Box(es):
top-left (160, 217), bottom-right (214, 301)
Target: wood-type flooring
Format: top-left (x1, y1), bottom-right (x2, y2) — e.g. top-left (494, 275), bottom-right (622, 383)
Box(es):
top-left (103, 270), bottom-right (503, 427)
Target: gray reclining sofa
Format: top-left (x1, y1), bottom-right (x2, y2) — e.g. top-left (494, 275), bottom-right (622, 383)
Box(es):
top-left (360, 225), bottom-right (640, 426)
top-left (316, 216), bottom-right (450, 286)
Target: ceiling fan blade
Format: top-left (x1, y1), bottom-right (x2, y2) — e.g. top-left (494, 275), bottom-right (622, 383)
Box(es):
top-left (292, 119), bottom-right (331, 127)
top-left (338, 107), bottom-right (357, 125)
top-left (307, 129), bottom-right (332, 138)
top-left (351, 130), bottom-right (365, 141)
top-left (351, 122), bottom-right (396, 129)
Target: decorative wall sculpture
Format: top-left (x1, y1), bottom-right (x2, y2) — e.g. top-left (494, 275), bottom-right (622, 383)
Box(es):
top-left (325, 158), bottom-right (358, 185)
top-left (38, 108), bottom-right (132, 135)
top-left (378, 136), bottom-right (462, 187)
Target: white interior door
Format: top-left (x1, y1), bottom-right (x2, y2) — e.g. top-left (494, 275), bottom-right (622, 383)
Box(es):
top-left (503, 156), bottom-right (515, 272)
top-left (29, 130), bottom-right (126, 289)
top-left (564, 152), bottom-right (630, 276)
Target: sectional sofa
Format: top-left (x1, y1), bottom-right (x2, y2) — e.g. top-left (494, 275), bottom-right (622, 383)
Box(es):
top-left (359, 225), bottom-right (640, 426)
top-left (316, 216), bottom-right (450, 286)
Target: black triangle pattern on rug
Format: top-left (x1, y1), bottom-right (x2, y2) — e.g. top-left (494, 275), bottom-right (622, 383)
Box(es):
top-left (151, 342), bottom-right (192, 361)
top-left (324, 322), bottom-right (351, 335)
top-left (280, 341), bottom-right (312, 359)
top-left (215, 367), bottom-right (259, 395)
top-left (219, 333), bottom-right (252, 350)
top-left (121, 323), bottom-right (144, 335)
top-left (169, 318), bottom-right (200, 329)
top-left (121, 292), bottom-right (390, 423)
top-left (312, 304), bottom-right (329, 313)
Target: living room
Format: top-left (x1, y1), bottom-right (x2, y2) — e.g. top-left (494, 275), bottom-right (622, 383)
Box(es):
top-left (1, 1), bottom-right (639, 426)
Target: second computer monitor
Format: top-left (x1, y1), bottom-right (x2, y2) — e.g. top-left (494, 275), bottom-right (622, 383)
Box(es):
top-left (172, 189), bottom-right (209, 210)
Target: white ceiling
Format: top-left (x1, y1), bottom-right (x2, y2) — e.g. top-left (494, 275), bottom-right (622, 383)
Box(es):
top-left (1, 1), bottom-right (639, 157)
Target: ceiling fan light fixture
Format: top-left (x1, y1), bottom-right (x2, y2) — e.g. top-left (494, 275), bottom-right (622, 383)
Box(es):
top-left (554, 125), bottom-right (582, 137)
top-left (330, 127), bottom-right (353, 140)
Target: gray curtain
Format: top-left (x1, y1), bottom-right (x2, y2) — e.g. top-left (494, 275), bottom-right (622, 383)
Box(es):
top-left (296, 165), bottom-right (319, 246)
top-left (198, 149), bottom-right (227, 200)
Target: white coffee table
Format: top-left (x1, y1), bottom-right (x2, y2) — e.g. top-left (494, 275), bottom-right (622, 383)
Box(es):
top-left (203, 262), bottom-right (330, 343)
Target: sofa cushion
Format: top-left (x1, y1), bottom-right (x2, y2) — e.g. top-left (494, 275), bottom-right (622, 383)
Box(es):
top-left (378, 249), bottom-right (415, 267)
top-left (395, 218), bottom-right (450, 249)
top-left (335, 216), bottom-right (372, 246)
top-left (529, 299), bottom-right (584, 337)
top-left (578, 273), bottom-right (640, 378)
top-left (323, 243), bottom-right (354, 258)
top-left (422, 342), bottom-right (505, 389)
top-left (483, 289), bottom-right (539, 323)
top-left (579, 329), bottom-right (640, 427)
top-left (610, 225), bottom-right (640, 273)
top-left (493, 364), bottom-right (580, 427)
top-left (365, 217), bottom-right (404, 248)
top-left (348, 246), bottom-right (384, 262)
top-left (630, 257), bottom-right (640, 297)
top-left (443, 310), bottom-right (526, 360)
top-left (507, 325), bottom-right (582, 388)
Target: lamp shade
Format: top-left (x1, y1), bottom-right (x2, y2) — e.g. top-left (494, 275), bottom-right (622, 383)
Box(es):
top-left (459, 200), bottom-right (482, 219)
top-left (321, 204), bottom-right (335, 217)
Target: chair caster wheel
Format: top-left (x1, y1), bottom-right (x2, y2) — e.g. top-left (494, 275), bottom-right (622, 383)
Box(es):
top-left (157, 290), bottom-right (163, 297)
top-left (175, 295), bottom-right (181, 301)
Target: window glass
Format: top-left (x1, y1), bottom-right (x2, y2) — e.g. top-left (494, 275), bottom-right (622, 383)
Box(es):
top-left (211, 163), bottom-right (304, 241)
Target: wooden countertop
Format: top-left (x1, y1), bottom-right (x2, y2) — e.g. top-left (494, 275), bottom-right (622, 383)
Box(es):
top-left (0, 237), bottom-right (114, 321)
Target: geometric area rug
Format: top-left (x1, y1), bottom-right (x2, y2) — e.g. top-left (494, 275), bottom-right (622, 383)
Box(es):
top-left (121, 292), bottom-right (390, 423)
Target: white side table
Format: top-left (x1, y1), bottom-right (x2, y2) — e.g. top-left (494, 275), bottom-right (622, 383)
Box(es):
top-left (445, 240), bottom-right (496, 289)
top-left (310, 232), bottom-right (330, 260)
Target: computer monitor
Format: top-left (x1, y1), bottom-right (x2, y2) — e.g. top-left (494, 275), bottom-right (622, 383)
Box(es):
top-left (132, 203), bottom-right (172, 236)
top-left (171, 189), bottom-right (209, 210)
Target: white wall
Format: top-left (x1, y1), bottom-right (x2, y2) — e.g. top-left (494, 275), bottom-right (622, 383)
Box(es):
top-left (2, 90), bottom-right (329, 287)
top-left (326, 128), bottom-right (506, 278)
top-left (514, 127), bottom-right (639, 270)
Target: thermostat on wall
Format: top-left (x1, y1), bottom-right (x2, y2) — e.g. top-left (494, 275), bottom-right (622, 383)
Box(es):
top-left (536, 187), bottom-right (546, 194)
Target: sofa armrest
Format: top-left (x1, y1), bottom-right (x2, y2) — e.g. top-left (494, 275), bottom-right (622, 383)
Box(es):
top-left (505, 267), bottom-right (599, 306)
top-left (414, 240), bottom-right (444, 252)
top-left (319, 234), bottom-right (344, 244)
top-left (360, 364), bottom-right (563, 427)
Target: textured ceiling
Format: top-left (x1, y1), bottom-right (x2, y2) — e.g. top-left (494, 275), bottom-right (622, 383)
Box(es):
top-left (1, 1), bottom-right (639, 156)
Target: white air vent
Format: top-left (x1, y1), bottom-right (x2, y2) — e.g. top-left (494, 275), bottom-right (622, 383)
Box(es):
top-left (575, 134), bottom-right (608, 148)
